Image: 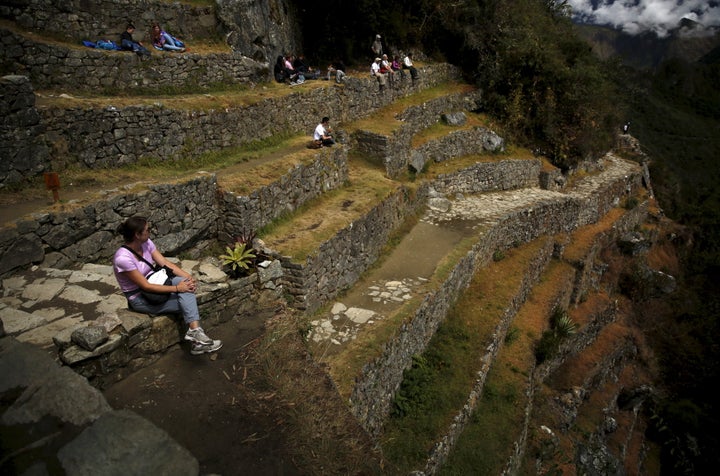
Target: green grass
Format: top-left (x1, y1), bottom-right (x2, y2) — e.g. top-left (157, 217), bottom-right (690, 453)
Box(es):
top-left (380, 240), bottom-right (547, 473)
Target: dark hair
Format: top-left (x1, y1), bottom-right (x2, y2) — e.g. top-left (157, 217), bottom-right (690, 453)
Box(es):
top-left (321, 116), bottom-right (330, 123)
top-left (126, 23), bottom-right (135, 30)
top-left (116, 216), bottom-right (147, 242)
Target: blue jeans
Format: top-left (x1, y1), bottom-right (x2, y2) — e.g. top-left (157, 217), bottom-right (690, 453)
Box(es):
top-left (127, 276), bottom-right (200, 325)
top-left (161, 32), bottom-right (184, 51)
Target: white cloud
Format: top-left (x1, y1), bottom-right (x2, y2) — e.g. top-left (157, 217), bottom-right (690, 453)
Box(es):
top-left (567, 0), bottom-right (720, 37)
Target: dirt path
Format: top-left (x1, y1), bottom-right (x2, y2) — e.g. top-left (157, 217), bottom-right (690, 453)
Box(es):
top-left (102, 304), bottom-right (384, 475)
top-left (103, 308), bottom-right (301, 475)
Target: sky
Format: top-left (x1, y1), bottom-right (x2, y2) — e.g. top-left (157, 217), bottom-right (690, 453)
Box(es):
top-left (566, 0), bottom-right (720, 37)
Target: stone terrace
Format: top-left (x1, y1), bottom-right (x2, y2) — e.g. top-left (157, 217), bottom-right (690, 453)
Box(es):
top-left (0, 4), bottom-right (656, 474)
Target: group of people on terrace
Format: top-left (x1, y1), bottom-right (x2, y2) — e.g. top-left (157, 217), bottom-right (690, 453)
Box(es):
top-left (119, 22), bottom-right (186, 56)
top-left (370, 34), bottom-right (419, 90)
top-left (274, 33), bottom-right (418, 89)
top-left (274, 53), bottom-right (321, 85)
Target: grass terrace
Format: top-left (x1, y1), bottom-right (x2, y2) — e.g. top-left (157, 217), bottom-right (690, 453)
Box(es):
top-left (378, 238), bottom-right (551, 473)
top-left (440, 258), bottom-right (573, 474)
top-left (258, 154), bottom-right (403, 261)
top-left (347, 82), bottom-right (476, 136)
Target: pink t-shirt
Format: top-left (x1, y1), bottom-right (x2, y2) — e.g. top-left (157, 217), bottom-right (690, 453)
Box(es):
top-left (113, 239), bottom-right (157, 293)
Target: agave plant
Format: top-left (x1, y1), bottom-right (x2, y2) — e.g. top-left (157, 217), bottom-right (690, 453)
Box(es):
top-left (219, 242), bottom-right (256, 278)
top-left (553, 311), bottom-right (577, 338)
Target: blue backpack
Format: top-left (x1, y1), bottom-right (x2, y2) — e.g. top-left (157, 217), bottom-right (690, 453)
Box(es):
top-left (96, 40), bottom-right (120, 50)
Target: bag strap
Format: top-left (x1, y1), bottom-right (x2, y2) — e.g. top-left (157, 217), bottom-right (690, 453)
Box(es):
top-left (122, 245), bottom-right (160, 272)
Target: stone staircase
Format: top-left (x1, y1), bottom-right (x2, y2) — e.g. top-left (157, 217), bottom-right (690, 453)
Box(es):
top-left (0, 3), bottom-right (658, 474)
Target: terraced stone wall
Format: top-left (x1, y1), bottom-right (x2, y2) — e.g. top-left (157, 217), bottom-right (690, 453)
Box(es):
top-left (0, 148), bottom-right (350, 278)
top-left (415, 127), bottom-right (505, 166)
top-left (281, 184), bottom-right (431, 312)
top-left (350, 90), bottom-right (485, 178)
top-left (1, 0), bottom-right (217, 43)
top-left (0, 75), bottom-right (49, 187)
top-left (348, 195), bottom-right (590, 436)
top-left (28, 64), bottom-right (461, 174)
top-left (572, 158), bottom-right (642, 227)
top-left (565, 201), bottom-right (650, 306)
top-left (218, 147), bottom-right (349, 242)
top-left (0, 27), bottom-right (267, 93)
top-left (433, 158), bottom-right (541, 195)
top-left (0, 175), bottom-right (218, 276)
top-left (423, 237), bottom-right (556, 474)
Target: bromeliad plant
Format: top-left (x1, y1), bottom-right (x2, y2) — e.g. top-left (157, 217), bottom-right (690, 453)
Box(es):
top-left (219, 241), bottom-right (256, 278)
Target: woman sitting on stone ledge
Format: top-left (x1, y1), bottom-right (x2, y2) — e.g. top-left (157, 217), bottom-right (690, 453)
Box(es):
top-left (113, 216), bottom-right (221, 355)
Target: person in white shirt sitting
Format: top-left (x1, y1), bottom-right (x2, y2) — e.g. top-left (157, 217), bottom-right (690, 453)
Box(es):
top-left (403, 52), bottom-right (418, 80)
top-left (313, 117), bottom-right (335, 147)
top-left (371, 57), bottom-right (387, 89)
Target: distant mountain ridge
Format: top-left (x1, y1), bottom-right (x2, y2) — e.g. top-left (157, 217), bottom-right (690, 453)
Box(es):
top-left (574, 20), bottom-right (720, 69)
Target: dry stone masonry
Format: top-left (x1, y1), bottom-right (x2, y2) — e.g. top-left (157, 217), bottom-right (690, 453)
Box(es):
top-left (1, 63), bottom-right (460, 185)
top-left (0, 2), bottom-right (661, 475)
top-left (0, 75), bottom-right (50, 187)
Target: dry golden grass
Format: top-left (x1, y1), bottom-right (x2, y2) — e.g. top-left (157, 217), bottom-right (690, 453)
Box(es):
top-left (347, 83), bottom-right (475, 135)
top-left (250, 307), bottom-right (385, 473)
top-left (563, 208), bottom-right (626, 262)
top-left (410, 112), bottom-right (494, 148)
top-left (215, 137), bottom-right (317, 193)
top-left (260, 156), bottom-right (400, 260)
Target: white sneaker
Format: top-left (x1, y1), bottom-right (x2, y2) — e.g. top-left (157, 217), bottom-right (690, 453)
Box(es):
top-left (191, 340), bottom-right (223, 355)
top-left (185, 327), bottom-right (213, 345)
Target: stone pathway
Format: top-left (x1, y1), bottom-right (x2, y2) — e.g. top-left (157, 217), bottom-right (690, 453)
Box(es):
top-left (1, 259), bottom-right (227, 354)
top-left (308, 186), bottom-right (564, 353)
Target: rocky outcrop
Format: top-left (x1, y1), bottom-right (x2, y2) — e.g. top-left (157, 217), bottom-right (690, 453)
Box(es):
top-left (215, 0), bottom-right (300, 63)
top-left (0, 337), bottom-right (200, 475)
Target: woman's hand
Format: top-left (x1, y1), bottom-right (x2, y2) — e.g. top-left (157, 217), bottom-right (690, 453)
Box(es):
top-left (175, 277), bottom-right (197, 293)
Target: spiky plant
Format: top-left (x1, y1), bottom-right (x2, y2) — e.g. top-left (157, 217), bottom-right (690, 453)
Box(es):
top-left (219, 242), bottom-right (256, 278)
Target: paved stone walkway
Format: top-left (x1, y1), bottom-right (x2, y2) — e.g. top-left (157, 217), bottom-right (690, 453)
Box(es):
top-left (1, 259), bottom-right (227, 354)
top-left (0, 259), bottom-right (228, 475)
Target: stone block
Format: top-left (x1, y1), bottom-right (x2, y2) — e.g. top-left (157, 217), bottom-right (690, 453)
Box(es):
top-left (71, 326), bottom-right (109, 351)
top-left (135, 316), bottom-right (183, 354)
top-left (61, 334), bottom-right (123, 365)
top-left (57, 410), bottom-right (198, 476)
